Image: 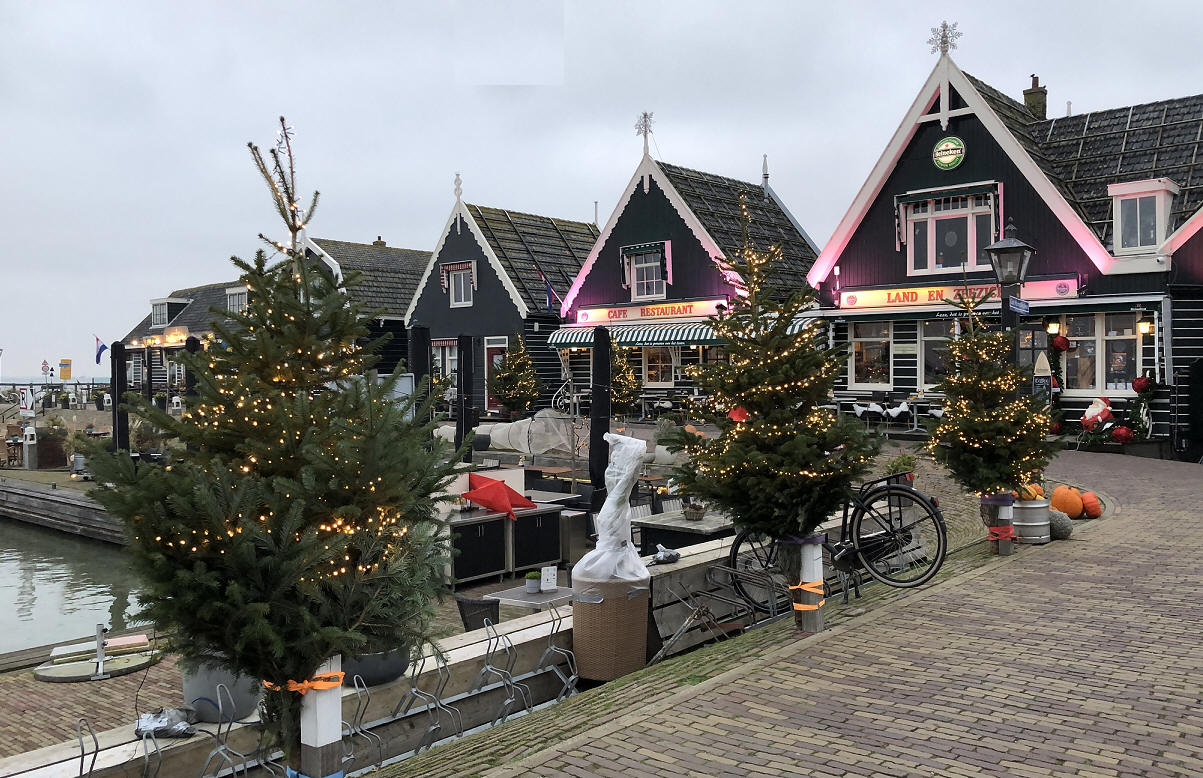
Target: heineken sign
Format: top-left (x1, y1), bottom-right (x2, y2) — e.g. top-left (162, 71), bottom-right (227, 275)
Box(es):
top-left (933, 136), bottom-right (966, 170)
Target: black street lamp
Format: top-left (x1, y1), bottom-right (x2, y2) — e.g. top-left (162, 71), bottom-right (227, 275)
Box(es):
top-left (984, 217), bottom-right (1036, 342)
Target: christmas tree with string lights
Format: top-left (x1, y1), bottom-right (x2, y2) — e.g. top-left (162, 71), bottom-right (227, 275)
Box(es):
top-left (88, 118), bottom-right (461, 764)
top-left (487, 335), bottom-right (541, 417)
top-left (609, 348), bottom-right (642, 418)
top-left (925, 292), bottom-right (1055, 549)
top-left (662, 199), bottom-right (878, 629)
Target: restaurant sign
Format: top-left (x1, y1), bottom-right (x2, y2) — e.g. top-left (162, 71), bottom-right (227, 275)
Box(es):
top-left (575, 298), bottom-right (726, 325)
top-left (839, 278), bottom-right (1078, 310)
top-left (933, 137), bottom-right (966, 170)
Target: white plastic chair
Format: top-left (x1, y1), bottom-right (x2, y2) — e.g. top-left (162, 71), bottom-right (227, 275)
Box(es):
top-left (170, 395), bottom-right (183, 412)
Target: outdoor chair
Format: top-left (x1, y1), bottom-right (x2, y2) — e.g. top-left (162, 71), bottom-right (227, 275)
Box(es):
top-left (455, 595), bottom-right (500, 632)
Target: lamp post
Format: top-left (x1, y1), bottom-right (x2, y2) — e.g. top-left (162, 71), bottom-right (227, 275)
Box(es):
top-left (984, 217), bottom-right (1036, 349)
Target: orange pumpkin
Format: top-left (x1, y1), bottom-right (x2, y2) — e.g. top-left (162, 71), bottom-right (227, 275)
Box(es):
top-left (1015, 483), bottom-right (1044, 500)
top-left (1050, 485), bottom-right (1083, 519)
top-left (1080, 491), bottom-right (1102, 519)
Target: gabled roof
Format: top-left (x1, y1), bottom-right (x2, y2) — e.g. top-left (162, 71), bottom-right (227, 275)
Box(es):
top-left (561, 154), bottom-right (819, 315)
top-left (657, 162), bottom-right (819, 290)
top-left (464, 204), bottom-right (599, 311)
top-left (968, 75), bottom-right (1203, 248)
top-left (122, 281), bottom-right (235, 343)
top-left (309, 238), bottom-right (431, 319)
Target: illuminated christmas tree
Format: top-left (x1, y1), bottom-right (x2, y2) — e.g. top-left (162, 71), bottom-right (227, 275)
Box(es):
top-left (663, 200), bottom-right (878, 629)
top-left (609, 348), bottom-right (642, 418)
top-left (925, 293), bottom-right (1055, 549)
top-left (90, 118), bottom-right (460, 763)
top-left (487, 335), bottom-right (542, 416)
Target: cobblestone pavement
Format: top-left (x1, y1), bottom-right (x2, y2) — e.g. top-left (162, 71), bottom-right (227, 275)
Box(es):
top-left (380, 450), bottom-right (1203, 777)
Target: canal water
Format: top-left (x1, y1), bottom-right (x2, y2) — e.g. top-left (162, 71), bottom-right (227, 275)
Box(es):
top-left (0, 519), bottom-right (143, 654)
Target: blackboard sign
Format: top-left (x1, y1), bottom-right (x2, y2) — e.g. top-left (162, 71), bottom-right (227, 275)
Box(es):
top-left (1032, 375), bottom-right (1052, 398)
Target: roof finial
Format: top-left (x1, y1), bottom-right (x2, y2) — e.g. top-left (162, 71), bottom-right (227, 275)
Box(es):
top-left (454, 172), bottom-right (462, 202)
top-left (927, 21), bottom-right (961, 56)
top-left (635, 111), bottom-right (654, 157)
top-left (762, 154), bottom-right (769, 200)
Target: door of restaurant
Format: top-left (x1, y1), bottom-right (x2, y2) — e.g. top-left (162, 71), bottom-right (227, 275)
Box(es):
top-left (484, 336), bottom-right (509, 412)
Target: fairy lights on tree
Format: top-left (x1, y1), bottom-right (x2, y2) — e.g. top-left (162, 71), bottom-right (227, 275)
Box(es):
top-left (925, 291), bottom-right (1056, 550)
top-left (663, 197), bottom-right (878, 629)
top-left (609, 349), bottom-right (642, 419)
top-left (89, 117), bottom-right (461, 764)
top-left (487, 335), bottom-right (542, 417)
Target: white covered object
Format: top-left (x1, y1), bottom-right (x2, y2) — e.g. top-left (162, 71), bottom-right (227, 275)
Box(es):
top-left (571, 433), bottom-right (650, 597)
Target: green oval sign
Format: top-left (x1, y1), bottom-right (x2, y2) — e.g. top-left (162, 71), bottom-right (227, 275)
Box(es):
top-left (933, 136), bottom-right (966, 170)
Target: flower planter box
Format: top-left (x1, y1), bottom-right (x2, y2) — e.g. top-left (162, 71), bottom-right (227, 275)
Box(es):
top-left (1075, 439), bottom-right (1166, 459)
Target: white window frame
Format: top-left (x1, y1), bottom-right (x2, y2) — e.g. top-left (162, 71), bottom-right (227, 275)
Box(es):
top-left (151, 302), bottom-right (168, 327)
top-left (643, 346), bottom-right (675, 388)
top-left (226, 286), bottom-right (248, 313)
top-left (630, 250), bottom-right (666, 301)
top-left (450, 269), bottom-right (473, 308)
top-left (847, 321), bottom-right (893, 390)
top-left (1059, 312), bottom-right (1143, 397)
top-left (919, 319), bottom-right (957, 390)
top-left (904, 194), bottom-right (995, 276)
top-left (1109, 179), bottom-right (1179, 256)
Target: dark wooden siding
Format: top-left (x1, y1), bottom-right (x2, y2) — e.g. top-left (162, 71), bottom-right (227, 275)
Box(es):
top-left (1173, 226), bottom-right (1203, 285)
top-left (1171, 293), bottom-right (1203, 436)
top-left (567, 177), bottom-right (735, 318)
top-left (523, 314), bottom-right (566, 409)
top-left (834, 112), bottom-right (1164, 297)
top-left (370, 319), bottom-right (408, 375)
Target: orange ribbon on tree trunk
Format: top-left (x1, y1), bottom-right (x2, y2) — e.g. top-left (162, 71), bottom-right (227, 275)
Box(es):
top-left (262, 672), bottom-right (345, 694)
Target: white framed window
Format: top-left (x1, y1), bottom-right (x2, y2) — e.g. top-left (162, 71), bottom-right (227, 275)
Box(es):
top-left (905, 194), bottom-right (994, 275)
top-left (848, 322), bottom-right (892, 389)
top-left (1108, 179), bottom-right (1179, 255)
top-left (151, 302), bottom-right (168, 327)
top-left (431, 345), bottom-right (459, 382)
top-left (450, 269), bottom-right (473, 307)
top-left (1062, 312), bottom-right (1142, 394)
top-left (920, 319), bottom-right (956, 389)
top-left (631, 250), bottom-right (665, 300)
top-left (643, 346), bottom-right (674, 387)
top-left (226, 287), bottom-right (248, 313)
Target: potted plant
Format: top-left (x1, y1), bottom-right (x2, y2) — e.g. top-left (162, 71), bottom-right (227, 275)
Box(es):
top-left (682, 499), bottom-right (707, 521)
top-left (58, 391), bottom-right (71, 409)
top-left (1011, 481), bottom-right (1051, 544)
top-left (152, 391), bottom-right (168, 410)
top-left (90, 389), bottom-right (106, 410)
top-left (883, 453), bottom-right (917, 485)
top-left (524, 570), bottom-right (542, 593)
top-left (487, 336), bottom-right (542, 420)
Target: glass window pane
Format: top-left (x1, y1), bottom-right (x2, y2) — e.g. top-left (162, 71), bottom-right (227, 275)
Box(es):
top-left (1138, 196), bottom-right (1157, 246)
top-left (1067, 316), bottom-right (1095, 337)
top-left (1120, 198), bottom-right (1139, 248)
top-left (924, 343), bottom-right (950, 385)
top-left (974, 213), bottom-right (992, 266)
top-left (853, 341), bottom-right (890, 385)
top-left (854, 322), bottom-right (890, 339)
top-left (912, 220), bottom-right (928, 270)
top-left (1065, 341), bottom-right (1097, 390)
top-left (934, 217), bottom-right (968, 268)
top-left (1105, 339), bottom-right (1136, 390)
top-left (1105, 313), bottom-right (1137, 337)
top-left (923, 320), bottom-right (956, 339)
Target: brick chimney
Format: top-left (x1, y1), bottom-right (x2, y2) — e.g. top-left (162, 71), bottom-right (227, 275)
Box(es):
top-left (372, 235), bottom-right (386, 247)
top-left (1023, 74), bottom-right (1047, 120)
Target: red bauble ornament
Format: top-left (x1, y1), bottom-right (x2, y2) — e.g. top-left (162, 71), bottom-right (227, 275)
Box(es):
top-left (1050, 421), bottom-right (1062, 434)
top-left (727, 406), bottom-right (749, 422)
top-left (1132, 376), bottom-right (1154, 394)
top-left (1111, 425), bottom-right (1134, 444)
top-left (1051, 335), bottom-right (1070, 352)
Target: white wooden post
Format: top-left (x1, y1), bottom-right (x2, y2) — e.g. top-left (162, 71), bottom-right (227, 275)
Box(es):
top-left (300, 654), bottom-right (342, 778)
top-left (997, 503), bottom-right (1015, 556)
top-left (799, 536), bottom-right (825, 634)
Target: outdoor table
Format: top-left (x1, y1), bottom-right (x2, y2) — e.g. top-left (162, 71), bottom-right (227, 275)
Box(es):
top-left (484, 586), bottom-right (572, 612)
top-left (525, 490), bottom-right (577, 503)
top-left (537, 466), bottom-right (573, 476)
top-left (631, 509), bottom-right (735, 556)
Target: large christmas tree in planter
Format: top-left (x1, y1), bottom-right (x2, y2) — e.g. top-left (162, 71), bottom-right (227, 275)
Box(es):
top-left (487, 335), bottom-right (542, 418)
top-left (609, 348), bottom-right (642, 420)
top-left (89, 119), bottom-right (460, 765)
top-left (662, 203), bottom-right (878, 630)
top-left (925, 293), bottom-right (1056, 550)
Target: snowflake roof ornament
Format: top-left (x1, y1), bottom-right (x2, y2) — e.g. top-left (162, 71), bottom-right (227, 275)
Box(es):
top-left (927, 21), bottom-right (961, 55)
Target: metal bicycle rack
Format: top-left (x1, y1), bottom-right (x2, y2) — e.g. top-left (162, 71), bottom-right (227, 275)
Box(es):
top-left (197, 683), bottom-right (254, 777)
top-left (139, 731), bottom-right (162, 778)
top-left (340, 674), bottom-right (385, 770)
top-left (76, 717), bottom-right (98, 778)
top-left (392, 651), bottom-right (464, 753)
top-left (469, 619), bottom-right (532, 726)
top-left (535, 605), bottom-right (578, 702)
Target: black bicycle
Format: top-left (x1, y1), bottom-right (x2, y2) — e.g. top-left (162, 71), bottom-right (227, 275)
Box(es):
top-left (727, 473), bottom-right (947, 613)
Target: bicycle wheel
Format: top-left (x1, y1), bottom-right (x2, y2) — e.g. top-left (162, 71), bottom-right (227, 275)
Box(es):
top-left (851, 485), bottom-right (946, 587)
top-left (727, 530), bottom-right (791, 614)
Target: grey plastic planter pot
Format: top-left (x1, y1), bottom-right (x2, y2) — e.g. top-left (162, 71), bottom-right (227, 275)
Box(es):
top-left (181, 661), bottom-right (262, 723)
top-left (342, 649), bottom-right (409, 687)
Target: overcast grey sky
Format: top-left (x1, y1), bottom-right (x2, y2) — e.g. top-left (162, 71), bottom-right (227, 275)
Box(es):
top-left (3, 0), bottom-right (1201, 380)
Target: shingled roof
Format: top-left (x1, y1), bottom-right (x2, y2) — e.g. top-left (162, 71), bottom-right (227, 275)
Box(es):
top-left (310, 238), bottom-right (431, 319)
top-left (122, 281), bottom-right (235, 342)
top-left (966, 73), bottom-right (1203, 249)
top-left (657, 161), bottom-right (818, 290)
top-left (464, 205), bottom-right (599, 312)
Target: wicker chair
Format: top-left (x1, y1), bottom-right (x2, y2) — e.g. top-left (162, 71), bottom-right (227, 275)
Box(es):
top-left (455, 595), bottom-right (499, 632)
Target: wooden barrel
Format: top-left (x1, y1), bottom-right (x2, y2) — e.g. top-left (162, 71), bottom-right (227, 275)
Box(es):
top-left (1012, 499), bottom-right (1051, 545)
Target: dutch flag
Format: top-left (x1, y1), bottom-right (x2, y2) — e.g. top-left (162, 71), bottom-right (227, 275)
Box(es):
top-left (95, 335), bottom-right (108, 365)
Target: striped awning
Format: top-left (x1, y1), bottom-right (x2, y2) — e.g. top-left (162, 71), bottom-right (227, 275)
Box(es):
top-left (548, 317), bottom-right (816, 348)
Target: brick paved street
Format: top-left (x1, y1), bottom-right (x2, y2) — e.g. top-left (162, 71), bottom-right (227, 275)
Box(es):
top-left (382, 451), bottom-right (1203, 777)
